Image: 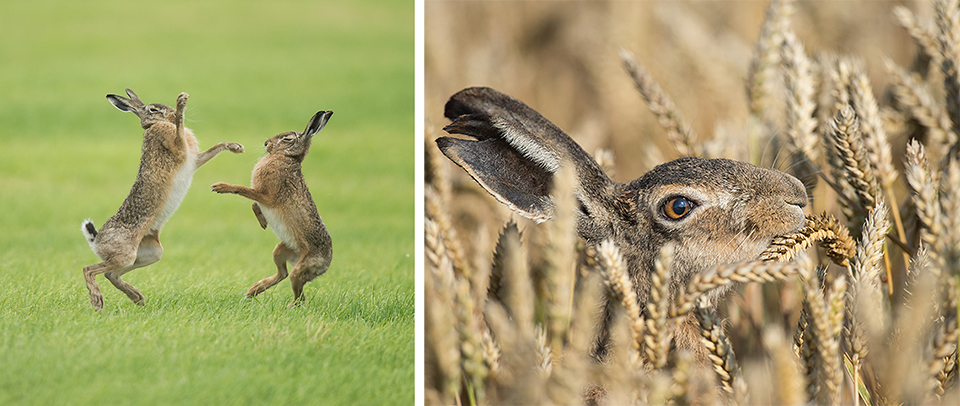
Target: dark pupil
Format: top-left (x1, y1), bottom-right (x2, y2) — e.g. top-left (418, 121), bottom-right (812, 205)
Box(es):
top-left (672, 198), bottom-right (689, 215)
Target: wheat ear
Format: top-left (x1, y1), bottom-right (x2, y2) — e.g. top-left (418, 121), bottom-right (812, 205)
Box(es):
top-left (761, 212), bottom-right (856, 266)
top-left (620, 48), bottom-right (699, 157)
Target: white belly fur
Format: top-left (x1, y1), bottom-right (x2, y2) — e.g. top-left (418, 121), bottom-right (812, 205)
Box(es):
top-left (152, 151), bottom-right (197, 232)
top-left (259, 205), bottom-right (297, 249)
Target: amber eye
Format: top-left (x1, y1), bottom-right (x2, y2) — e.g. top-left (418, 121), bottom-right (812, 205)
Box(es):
top-left (662, 196), bottom-right (694, 220)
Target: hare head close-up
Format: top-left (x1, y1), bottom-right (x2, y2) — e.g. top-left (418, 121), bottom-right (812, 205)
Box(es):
top-left (106, 88), bottom-right (183, 129)
top-left (264, 110), bottom-right (333, 160)
top-left (437, 86), bottom-right (808, 301)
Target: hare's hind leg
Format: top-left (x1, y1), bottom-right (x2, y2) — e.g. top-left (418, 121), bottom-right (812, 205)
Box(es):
top-left (246, 243), bottom-right (296, 298)
top-left (288, 252), bottom-right (330, 306)
top-left (104, 233), bottom-right (163, 306)
top-left (82, 249), bottom-right (138, 311)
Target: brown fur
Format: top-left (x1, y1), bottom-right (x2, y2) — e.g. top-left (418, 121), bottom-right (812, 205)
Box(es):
top-left (211, 111), bottom-right (333, 306)
top-left (81, 89), bottom-right (244, 311)
top-left (437, 87), bottom-right (807, 357)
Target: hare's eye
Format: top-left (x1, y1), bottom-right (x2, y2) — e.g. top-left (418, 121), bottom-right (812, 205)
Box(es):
top-left (662, 196), bottom-right (694, 220)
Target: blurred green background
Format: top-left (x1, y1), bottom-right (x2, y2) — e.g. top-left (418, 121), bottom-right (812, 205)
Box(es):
top-left (0, 0), bottom-right (413, 405)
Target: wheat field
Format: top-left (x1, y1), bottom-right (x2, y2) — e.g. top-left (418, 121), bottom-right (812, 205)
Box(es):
top-left (425, 0), bottom-right (959, 404)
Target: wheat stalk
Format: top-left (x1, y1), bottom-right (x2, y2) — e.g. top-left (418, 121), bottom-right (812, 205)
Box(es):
top-left (782, 29), bottom-right (821, 162)
top-left (594, 239), bottom-right (644, 367)
top-left (620, 48), bottom-right (699, 157)
top-left (748, 0), bottom-right (793, 118)
top-left (644, 243), bottom-right (675, 369)
top-left (674, 260), bottom-right (802, 318)
top-left (885, 58), bottom-right (955, 154)
top-left (696, 301), bottom-right (742, 397)
top-left (896, 5), bottom-right (944, 64)
top-left (760, 212), bottom-right (856, 266)
top-left (424, 218), bottom-right (462, 404)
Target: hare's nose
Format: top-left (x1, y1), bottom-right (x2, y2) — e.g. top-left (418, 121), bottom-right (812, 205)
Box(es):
top-left (782, 174), bottom-right (808, 208)
top-left (785, 194), bottom-right (807, 208)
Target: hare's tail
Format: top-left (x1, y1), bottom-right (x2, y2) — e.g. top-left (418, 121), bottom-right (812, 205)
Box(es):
top-left (81, 219), bottom-right (98, 249)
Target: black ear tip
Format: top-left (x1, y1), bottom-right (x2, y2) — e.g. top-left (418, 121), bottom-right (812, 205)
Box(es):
top-left (444, 87), bottom-right (504, 119)
top-left (435, 136), bottom-right (454, 150)
top-left (313, 110), bottom-right (333, 121)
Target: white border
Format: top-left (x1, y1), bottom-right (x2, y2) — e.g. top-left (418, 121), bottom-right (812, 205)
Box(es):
top-left (414, 0), bottom-right (425, 405)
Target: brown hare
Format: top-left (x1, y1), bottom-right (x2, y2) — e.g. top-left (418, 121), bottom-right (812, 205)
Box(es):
top-left (81, 89), bottom-right (244, 311)
top-left (211, 111), bottom-right (334, 306)
top-left (437, 86), bottom-right (808, 357)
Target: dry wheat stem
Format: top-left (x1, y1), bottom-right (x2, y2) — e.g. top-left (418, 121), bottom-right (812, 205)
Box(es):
top-left (886, 58), bottom-right (955, 155)
top-left (645, 243), bottom-right (675, 369)
top-left (454, 274), bottom-right (489, 404)
top-left (850, 61), bottom-right (898, 189)
top-left (761, 212), bottom-right (856, 266)
top-left (897, 5), bottom-right (945, 65)
top-left (696, 303), bottom-right (741, 396)
top-left (674, 260), bottom-right (801, 318)
top-left (843, 202), bottom-right (891, 405)
top-left (764, 327), bottom-right (808, 406)
top-left (849, 201), bottom-right (891, 352)
top-left (748, 0), bottom-right (793, 118)
top-left (543, 165), bottom-right (578, 352)
top-left (937, 0), bottom-right (960, 137)
top-left (782, 30), bottom-right (821, 162)
top-left (426, 186), bottom-right (472, 279)
top-left (906, 140), bottom-right (945, 263)
top-left (831, 105), bottom-right (881, 213)
top-left (425, 218), bottom-right (463, 404)
top-left (801, 268), bottom-right (833, 402)
top-left (595, 239), bottom-right (644, 364)
top-left (823, 276), bottom-right (848, 405)
top-left (620, 48), bottom-right (699, 157)
top-left (929, 277), bottom-right (959, 396)
top-left (937, 158), bottom-right (960, 275)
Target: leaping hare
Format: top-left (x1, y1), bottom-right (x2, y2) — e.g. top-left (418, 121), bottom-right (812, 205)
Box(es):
top-left (81, 89), bottom-right (244, 311)
top-left (437, 86), bottom-right (808, 355)
top-left (211, 111), bottom-right (334, 306)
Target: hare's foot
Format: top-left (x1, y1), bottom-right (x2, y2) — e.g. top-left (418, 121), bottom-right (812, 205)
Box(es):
top-left (83, 264), bottom-right (110, 312)
top-left (105, 272), bottom-right (145, 305)
top-left (245, 279), bottom-right (268, 298)
top-left (89, 290), bottom-right (104, 311)
top-left (287, 296), bottom-right (305, 309)
top-left (176, 92), bottom-right (189, 110)
top-left (227, 143), bottom-right (244, 153)
top-left (247, 243), bottom-right (295, 298)
top-left (245, 273), bottom-right (287, 298)
top-left (210, 182), bottom-right (238, 194)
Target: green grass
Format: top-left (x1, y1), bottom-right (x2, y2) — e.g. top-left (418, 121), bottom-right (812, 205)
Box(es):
top-left (0, 1), bottom-right (413, 405)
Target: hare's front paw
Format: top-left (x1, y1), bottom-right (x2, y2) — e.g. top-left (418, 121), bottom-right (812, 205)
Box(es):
top-left (177, 92), bottom-right (189, 109)
top-left (211, 182), bottom-right (236, 194)
top-left (227, 143), bottom-right (244, 154)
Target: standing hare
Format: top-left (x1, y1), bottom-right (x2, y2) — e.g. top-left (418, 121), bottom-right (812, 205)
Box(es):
top-left (81, 89), bottom-right (244, 311)
top-left (437, 87), bottom-right (808, 355)
top-left (211, 111), bottom-right (334, 305)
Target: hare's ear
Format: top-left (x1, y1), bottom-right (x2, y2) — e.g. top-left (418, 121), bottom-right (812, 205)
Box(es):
top-left (437, 87), bottom-right (614, 222)
top-left (124, 89), bottom-right (144, 106)
top-left (303, 111), bottom-right (333, 138)
top-left (106, 94), bottom-right (136, 112)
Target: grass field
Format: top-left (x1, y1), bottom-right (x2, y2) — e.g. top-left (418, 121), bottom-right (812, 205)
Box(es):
top-left (0, 1), bottom-right (413, 405)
